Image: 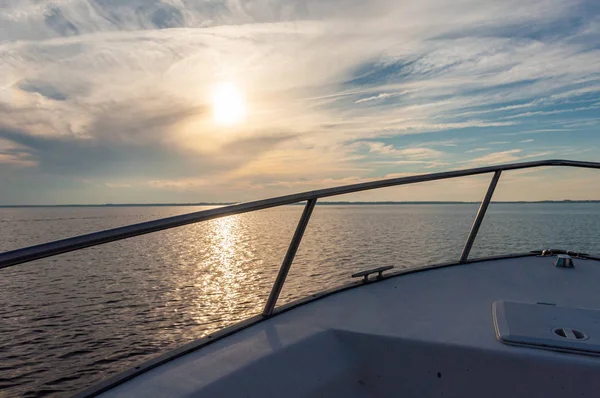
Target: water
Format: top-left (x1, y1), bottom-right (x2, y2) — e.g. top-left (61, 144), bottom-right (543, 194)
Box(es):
top-left (1, 203), bottom-right (600, 397)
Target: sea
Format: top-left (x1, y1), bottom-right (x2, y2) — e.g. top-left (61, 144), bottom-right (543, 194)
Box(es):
top-left (1, 203), bottom-right (600, 397)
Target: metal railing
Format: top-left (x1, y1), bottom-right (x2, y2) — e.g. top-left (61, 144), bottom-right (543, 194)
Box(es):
top-left (1, 159), bottom-right (599, 316)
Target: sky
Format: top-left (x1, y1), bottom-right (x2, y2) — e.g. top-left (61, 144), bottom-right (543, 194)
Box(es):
top-left (1, 0), bottom-right (599, 204)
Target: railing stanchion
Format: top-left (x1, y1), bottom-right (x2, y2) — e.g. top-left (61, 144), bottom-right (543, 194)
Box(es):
top-left (460, 171), bottom-right (502, 263)
top-left (1, 160), bottom-right (599, 270)
top-left (263, 198), bottom-right (317, 317)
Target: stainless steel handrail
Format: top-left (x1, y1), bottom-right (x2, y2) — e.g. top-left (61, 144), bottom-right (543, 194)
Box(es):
top-left (459, 170), bottom-right (502, 263)
top-left (263, 198), bottom-right (317, 316)
top-left (1, 159), bottom-right (599, 314)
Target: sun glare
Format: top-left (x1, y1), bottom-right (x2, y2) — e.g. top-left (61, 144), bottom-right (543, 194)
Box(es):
top-left (212, 82), bottom-right (246, 126)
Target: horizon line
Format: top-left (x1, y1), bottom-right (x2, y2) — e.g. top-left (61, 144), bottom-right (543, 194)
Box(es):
top-left (1, 200), bottom-right (600, 208)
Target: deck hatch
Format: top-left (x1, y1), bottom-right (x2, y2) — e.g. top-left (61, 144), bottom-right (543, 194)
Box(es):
top-left (493, 300), bottom-right (600, 356)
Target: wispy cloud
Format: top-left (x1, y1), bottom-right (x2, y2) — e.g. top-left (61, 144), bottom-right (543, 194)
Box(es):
top-left (355, 91), bottom-right (408, 104)
top-left (364, 142), bottom-right (443, 160)
top-left (466, 148), bottom-right (490, 153)
top-left (465, 149), bottom-right (524, 165)
top-left (0, 0), bottom-right (599, 203)
top-left (463, 149), bottom-right (556, 166)
top-left (504, 104), bottom-right (600, 119)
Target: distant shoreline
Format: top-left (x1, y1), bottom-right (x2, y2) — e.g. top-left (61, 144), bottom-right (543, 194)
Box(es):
top-left (2, 200), bottom-right (600, 208)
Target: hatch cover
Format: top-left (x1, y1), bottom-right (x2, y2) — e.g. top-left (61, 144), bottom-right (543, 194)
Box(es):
top-left (493, 301), bottom-right (600, 356)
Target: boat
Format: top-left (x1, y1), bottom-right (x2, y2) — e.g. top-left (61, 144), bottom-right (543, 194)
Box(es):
top-left (2, 159), bottom-right (600, 398)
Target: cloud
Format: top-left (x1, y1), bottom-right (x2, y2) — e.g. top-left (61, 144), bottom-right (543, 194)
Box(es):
top-left (465, 149), bottom-right (524, 165)
top-left (0, 121), bottom-right (294, 181)
top-left (364, 142), bottom-right (443, 159)
top-left (466, 147), bottom-right (490, 153)
top-left (44, 5), bottom-right (79, 36)
top-left (504, 104), bottom-right (600, 119)
top-left (18, 79), bottom-right (69, 101)
top-left (354, 91), bottom-right (408, 103)
top-left (0, 0), bottom-right (599, 203)
top-left (463, 149), bottom-right (557, 166)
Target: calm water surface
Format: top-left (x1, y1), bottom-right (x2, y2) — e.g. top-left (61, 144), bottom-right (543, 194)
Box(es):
top-left (1, 204), bottom-right (600, 397)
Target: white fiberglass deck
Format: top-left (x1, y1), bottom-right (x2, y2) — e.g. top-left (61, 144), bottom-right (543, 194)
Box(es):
top-left (97, 255), bottom-right (600, 398)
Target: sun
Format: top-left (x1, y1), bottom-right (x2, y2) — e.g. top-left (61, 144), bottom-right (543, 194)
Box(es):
top-left (211, 82), bottom-right (246, 126)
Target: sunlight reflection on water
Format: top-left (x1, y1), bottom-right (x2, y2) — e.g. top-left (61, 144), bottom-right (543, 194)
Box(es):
top-left (1, 204), bottom-right (600, 397)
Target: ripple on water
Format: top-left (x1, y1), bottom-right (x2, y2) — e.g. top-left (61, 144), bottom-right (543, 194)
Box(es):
top-left (1, 204), bottom-right (600, 397)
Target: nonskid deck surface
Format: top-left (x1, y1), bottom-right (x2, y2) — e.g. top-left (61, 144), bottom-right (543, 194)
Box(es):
top-left (99, 256), bottom-right (600, 397)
